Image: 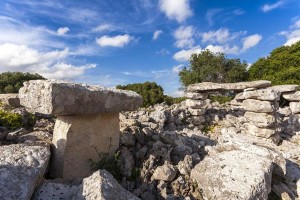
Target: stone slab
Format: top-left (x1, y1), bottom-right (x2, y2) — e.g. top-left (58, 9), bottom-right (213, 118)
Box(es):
top-left (0, 93), bottom-right (20, 107)
top-left (184, 92), bottom-right (208, 100)
top-left (187, 80), bottom-right (271, 92)
top-left (244, 112), bottom-right (276, 128)
top-left (235, 88), bottom-right (280, 101)
top-left (50, 112), bottom-right (120, 181)
top-left (269, 85), bottom-right (299, 93)
top-left (283, 91), bottom-right (300, 102)
top-left (290, 102), bottom-right (300, 114)
top-left (0, 144), bottom-right (50, 200)
top-left (19, 80), bottom-right (143, 115)
top-left (242, 99), bottom-right (277, 113)
top-left (244, 123), bottom-right (276, 138)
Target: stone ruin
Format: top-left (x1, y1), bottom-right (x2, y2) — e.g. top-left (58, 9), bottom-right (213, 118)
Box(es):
top-left (19, 80), bottom-right (143, 181)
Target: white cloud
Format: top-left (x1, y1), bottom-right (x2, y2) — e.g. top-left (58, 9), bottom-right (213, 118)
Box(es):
top-left (156, 48), bottom-right (170, 55)
top-left (242, 34), bottom-right (262, 51)
top-left (174, 26), bottom-right (195, 48)
top-left (201, 28), bottom-right (230, 44)
top-left (0, 43), bottom-right (95, 80)
top-left (57, 27), bottom-right (70, 35)
top-left (153, 30), bottom-right (163, 40)
top-left (173, 46), bottom-right (202, 62)
top-left (206, 44), bottom-right (239, 54)
top-left (172, 64), bottom-right (184, 74)
top-left (282, 20), bottom-right (300, 46)
top-left (96, 34), bottom-right (134, 47)
top-left (159, 0), bottom-right (193, 23)
top-left (262, 0), bottom-right (286, 12)
top-left (92, 24), bottom-right (114, 32)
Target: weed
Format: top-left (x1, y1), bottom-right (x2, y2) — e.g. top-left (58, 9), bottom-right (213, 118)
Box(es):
top-left (0, 110), bottom-right (23, 129)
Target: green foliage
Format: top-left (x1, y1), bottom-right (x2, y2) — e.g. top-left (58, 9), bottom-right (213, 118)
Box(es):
top-left (210, 95), bottom-right (233, 104)
top-left (202, 124), bottom-right (216, 133)
top-left (249, 41), bottom-right (300, 85)
top-left (179, 49), bottom-right (249, 87)
top-left (0, 72), bottom-right (45, 94)
top-left (0, 110), bottom-right (23, 129)
top-left (163, 96), bottom-right (187, 106)
top-left (89, 147), bottom-right (122, 181)
top-left (117, 82), bottom-right (165, 107)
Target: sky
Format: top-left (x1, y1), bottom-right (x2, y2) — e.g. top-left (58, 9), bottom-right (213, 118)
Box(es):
top-left (0, 0), bottom-right (300, 96)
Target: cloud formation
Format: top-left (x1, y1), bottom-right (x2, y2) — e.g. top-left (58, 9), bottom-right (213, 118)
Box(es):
top-left (96, 34), bottom-right (134, 47)
top-left (242, 34), bottom-right (262, 51)
top-left (57, 27), bottom-right (70, 35)
top-left (153, 30), bottom-right (163, 40)
top-left (159, 0), bottom-right (193, 23)
top-left (174, 26), bottom-right (195, 48)
top-left (173, 46), bottom-right (202, 62)
top-left (281, 19), bottom-right (300, 46)
top-left (262, 0), bottom-right (286, 12)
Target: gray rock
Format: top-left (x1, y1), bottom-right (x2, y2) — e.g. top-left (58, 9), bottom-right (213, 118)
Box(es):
top-left (32, 182), bottom-right (78, 200)
top-left (177, 155), bottom-right (193, 176)
top-left (0, 144), bottom-right (50, 200)
top-left (152, 162), bottom-right (177, 182)
top-left (0, 93), bottom-right (20, 107)
top-left (269, 85), bottom-right (299, 93)
top-left (6, 128), bottom-right (29, 141)
top-left (19, 80), bottom-right (143, 115)
top-left (242, 99), bottom-right (276, 113)
top-left (290, 102), bottom-right (300, 114)
top-left (120, 147), bottom-right (135, 177)
top-left (244, 112), bottom-right (276, 128)
top-left (183, 99), bottom-right (208, 109)
top-left (191, 150), bottom-right (273, 200)
top-left (187, 80), bottom-right (271, 92)
top-left (235, 88), bottom-right (280, 101)
top-left (184, 92), bottom-right (208, 100)
top-left (283, 91), bottom-right (300, 101)
top-left (188, 108), bottom-right (205, 116)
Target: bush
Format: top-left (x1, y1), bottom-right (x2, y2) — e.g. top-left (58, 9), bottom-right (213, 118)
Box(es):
top-left (0, 110), bottom-right (23, 129)
top-left (209, 95), bottom-right (233, 104)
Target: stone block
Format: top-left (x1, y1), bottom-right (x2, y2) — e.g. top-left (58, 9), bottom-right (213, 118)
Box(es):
top-left (19, 80), bottom-right (142, 115)
top-left (242, 99), bottom-right (277, 113)
top-left (50, 112), bottom-right (120, 181)
top-left (283, 91), bottom-right (300, 101)
top-left (235, 88), bottom-right (280, 101)
top-left (184, 92), bottom-right (208, 100)
top-left (0, 93), bottom-right (20, 107)
top-left (244, 112), bottom-right (276, 128)
top-left (290, 102), bottom-right (300, 114)
top-left (244, 123), bottom-right (276, 138)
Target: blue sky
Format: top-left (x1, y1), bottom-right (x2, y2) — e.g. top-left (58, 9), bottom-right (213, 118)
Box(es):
top-left (0, 0), bottom-right (300, 96)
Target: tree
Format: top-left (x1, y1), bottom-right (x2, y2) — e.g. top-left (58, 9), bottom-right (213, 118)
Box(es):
top-left (249, 41), bottom-right (300, 85)
top-left (0, 72), bottom-right (45, 94)
top-left (179, 50), bottom-right (249, 87)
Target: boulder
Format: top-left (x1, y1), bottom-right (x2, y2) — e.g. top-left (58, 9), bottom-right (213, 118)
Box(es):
top-left (0, 144), bottom-right (50, 200)
top-left (183, 99), bottom-right (208, 109)
top-left (19, 80), bottom-right (142, 115)
top-left (191, 150), bottom-right (273, 200)
top-left (290, 102), bottom-right (300, 114)
top-left (0, 94), bottom-right (20, 107)
top-left (283, 91), bottom-right (300, 101)
top-left (269, 85), bottom-right (299, 93)
top-left (152, 162), bottom-right (177, 182)
top-left (184, 92), bottom-right (208, 100)
top-left (187, 80), bottom-right (271, 92)
top-left (32, 182), bottom-right (78, 200)
top-left (244, 112), bottom-right (276, 128)
top-left (234, 88), bottom-right (280, 101)
top-left (242, 99), bottom-right (276, 113)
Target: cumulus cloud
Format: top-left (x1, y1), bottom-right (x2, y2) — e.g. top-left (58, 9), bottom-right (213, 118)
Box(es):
top-left (92, 24), bottom-right (114, 32)
top-left (262, 0), bottom-right (286, 12)
top-left (173, 46), bottom-right (202, 62)
top-left (281, 20), bottom-right (300, 46)
top-left (174, 26), bottom-right (194, 48)
top-left (172, 64), bottom-right (184, 74)
top-left (57, 27), bottom-right (70, 35)
top-left (201, 28), bottom-right (230, 44)
top-left (242, 34), bottom-right (262, 51)
top-left (96, 34), bottom-right (134, 47)
top-left (0, 43), bottom-right (95, 80)
top-left (159, 0), bottom-right (193, 23)
top-left (206, 44), bottom-right (239, 54)
top-left (153, 30), bottom-right (163, 40)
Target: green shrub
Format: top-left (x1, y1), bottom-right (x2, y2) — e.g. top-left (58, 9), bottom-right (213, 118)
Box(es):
top-left (164, 96), bottom-right (187, 105)
top-left (0, 110), bottom-right (23, 129)
top-left (209, 95), bottom-right (233, 104)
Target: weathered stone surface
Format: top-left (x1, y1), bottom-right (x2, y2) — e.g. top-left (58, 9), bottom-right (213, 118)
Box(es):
top-left (19, 80), bottom-right (143, 115)
top-left (269, 85), bottom-right (299, 93)
top-left (0, 93), bottom-right (20, 107)
top-left (290, 102), bottom-right (300, 114)
top-left (184, 92), bottom-right (208, 100)
top-left (235, 88), bottom-right (280, 101)
top-left (242, 99), bottom-right (276, 113)
top-left (191, 150), bottom-right (273, 200)
top-left (152, 162), bottom-right (178, 181)
top-left (244, 112), bottom-right (276, 128)
top-left (187, 80), bottom-right (271, 92)
top-left (75, 170), bottom-right (140, 200)
top-left (50, 113), bottom-right (119, 181)
top-left (32, 182), bottom-right (78, 200)
top-left (283, 91), bottom-right (300, 101)
top-left (285, 159), bottom-right (300, 198)
top-left (0, 144), bottom-right (50, 200)
top-left (183, 99), bottom-right (208, 109)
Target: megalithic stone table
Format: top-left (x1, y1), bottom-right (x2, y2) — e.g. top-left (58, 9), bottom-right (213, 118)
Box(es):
top-left (19, 80), bottom-right (142, 181)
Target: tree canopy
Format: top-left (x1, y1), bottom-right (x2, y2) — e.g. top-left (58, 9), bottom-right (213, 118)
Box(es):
top-left (0, 72), bottom-right (45, 94)
top-left (179, 50), bottom-right (249, 87)
top-left (249, 41), bottom-right (300, 85)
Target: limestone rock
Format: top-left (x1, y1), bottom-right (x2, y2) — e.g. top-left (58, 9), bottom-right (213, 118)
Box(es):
top-left (19, 80), bottom-right (143, 115)
top-left (244, 112), bottom-right (276, 128)
top-left (0, 144), bottom-right (50, 200)
top-left (32, 182), bottom-right (78, 200)
top-left (187, 80), bottom-right (271, 92)
top-left (184, 92), bottom-right (208, 100)
top-left (152, 162), bottom-right (177, 182)
top-left (0, 94), bottom-right (20, 107)
top-left (269, 85), bottom-right (299, 93)
top-left (75, 170), bottom-right (140, 200)
top-left (283, 91), bottom-right (300, 101)
top-left (183, 99), bottom-right (208, 109)
top-left (290, 102), bottom-right (300, 114)
top-left (235, 88), bottom-right (280, 101)
top-left (242, 99), bottom-right (276, 113)
top-left (191, 150), bottom-right (273, 200)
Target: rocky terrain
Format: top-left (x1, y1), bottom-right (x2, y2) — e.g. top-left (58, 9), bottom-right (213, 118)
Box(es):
top-left (0, 80), bottom-right (300, 200)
